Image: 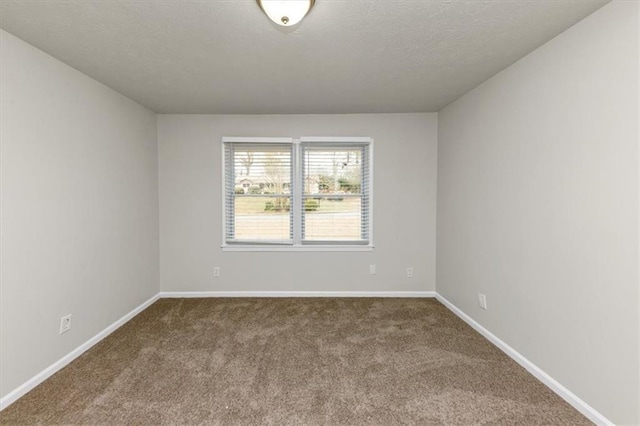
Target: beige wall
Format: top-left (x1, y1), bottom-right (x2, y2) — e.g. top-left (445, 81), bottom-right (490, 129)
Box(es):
top-left (158, 113), bottom-right (437, 293)
top-left (437, 2), bottom-right (639, 424)
top-left (0, 30), bottom-right (159, 399)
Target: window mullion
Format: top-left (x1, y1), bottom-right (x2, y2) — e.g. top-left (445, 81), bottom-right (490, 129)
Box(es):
top-left (361, 145), bottom-right (367, 241)
top-left (292, 140), bottom-right (302, 245)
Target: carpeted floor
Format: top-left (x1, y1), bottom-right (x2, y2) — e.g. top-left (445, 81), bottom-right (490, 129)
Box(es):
top-left (0, 298), bottom-right (590, 425)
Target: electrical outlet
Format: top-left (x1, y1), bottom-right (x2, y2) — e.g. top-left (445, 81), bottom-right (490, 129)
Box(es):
top-left (213, 267), bottom-right (220, 277)
top-left (478, 293), bottom-right (487, 310)
top-left (369, 264), bottom-right (376, 275)
top-left (406, 267), bottom-right (414, 278)
top-left (59, 314), bottom-right (72, 334)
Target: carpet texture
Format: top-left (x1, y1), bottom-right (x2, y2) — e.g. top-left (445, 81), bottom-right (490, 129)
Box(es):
top-left (0, 298), bottom-right (590, 425)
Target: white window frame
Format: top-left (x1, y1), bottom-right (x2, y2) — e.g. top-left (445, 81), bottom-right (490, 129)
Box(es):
top-left (222, 136), bottom-right (374, 252)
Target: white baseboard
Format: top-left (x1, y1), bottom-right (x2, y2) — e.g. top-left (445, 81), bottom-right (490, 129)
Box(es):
top-left (434, 294), bottom-right (613, 426)
top-left (0, 293), bottom-right (159, 411)
top-left (159, 291), bottom-right (436, 298)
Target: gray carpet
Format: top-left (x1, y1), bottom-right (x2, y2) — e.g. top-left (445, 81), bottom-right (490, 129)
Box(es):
top-left (0, 298), bottom-right (590, 425)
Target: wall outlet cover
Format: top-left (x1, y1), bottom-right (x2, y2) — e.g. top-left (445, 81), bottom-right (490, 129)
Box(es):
top-left (59, 314), bottom-right (72, 334)
top-left (478, 294), bottom-right (487, 310)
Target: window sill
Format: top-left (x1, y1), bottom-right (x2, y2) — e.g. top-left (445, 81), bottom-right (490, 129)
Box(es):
top-left (221, 245), bottom-right (374, 252)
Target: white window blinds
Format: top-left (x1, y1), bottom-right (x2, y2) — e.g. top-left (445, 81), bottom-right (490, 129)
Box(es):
top-left (223, 137), bottom-right (372, 249)
top-left (300, 141), bottom-right (370, 245)
top-left (224, 139), bottom-right (293, 245)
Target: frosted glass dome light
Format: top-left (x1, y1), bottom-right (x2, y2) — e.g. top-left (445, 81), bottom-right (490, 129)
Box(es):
top-left (257, 0), bottom-right (315, 27)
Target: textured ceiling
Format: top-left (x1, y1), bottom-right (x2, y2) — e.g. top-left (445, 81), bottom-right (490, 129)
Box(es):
top-left (0, 0), bottom-right (608, 114)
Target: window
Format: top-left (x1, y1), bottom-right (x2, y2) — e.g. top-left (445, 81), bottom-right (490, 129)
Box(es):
top-left (223, 137), bottom-right (373, 251)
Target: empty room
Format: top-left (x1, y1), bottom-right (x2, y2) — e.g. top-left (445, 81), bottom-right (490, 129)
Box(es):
top-left (0, 0), bottom-right (638, 424)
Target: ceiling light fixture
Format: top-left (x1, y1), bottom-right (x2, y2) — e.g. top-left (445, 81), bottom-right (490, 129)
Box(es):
top-left (256, 0), bottom-right (315, 27)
